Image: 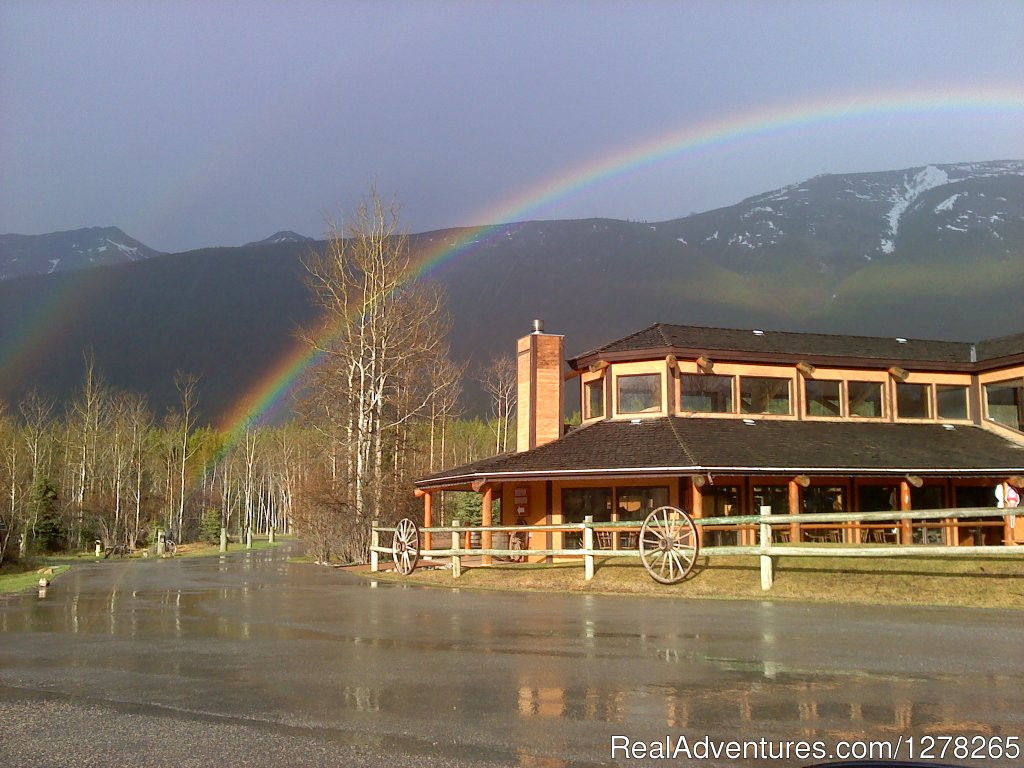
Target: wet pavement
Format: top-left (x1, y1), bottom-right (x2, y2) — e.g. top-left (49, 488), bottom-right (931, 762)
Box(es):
top-left (1, 545), bottom-right (1021, 767)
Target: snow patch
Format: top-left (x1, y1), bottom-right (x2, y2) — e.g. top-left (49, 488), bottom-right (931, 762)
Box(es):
top-left (703, 230), bottom-right (719, 243)
top-left (676, 237), bottom-right (687, 245)
top-left (47, 258), bottom-right (60, 274)
top-left (880, 165), bottom-right (949, 252)
top-left (934, 194), bottom-right (960, 213)
top-left (107, 239), bottom-right (140, 258)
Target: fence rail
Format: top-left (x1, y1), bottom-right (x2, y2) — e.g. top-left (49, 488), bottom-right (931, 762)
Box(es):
top-left (370, 506), bottom-right (1022, 590)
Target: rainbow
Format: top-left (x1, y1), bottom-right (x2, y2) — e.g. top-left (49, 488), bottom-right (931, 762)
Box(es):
top-left (211, 86), bottom-right (1024, 447)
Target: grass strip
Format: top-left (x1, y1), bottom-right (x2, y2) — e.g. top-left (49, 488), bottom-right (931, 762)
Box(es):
top-left (0, 564), bottom-right (70, 594)
top-left (364, 554), bottom-right (1024, 609)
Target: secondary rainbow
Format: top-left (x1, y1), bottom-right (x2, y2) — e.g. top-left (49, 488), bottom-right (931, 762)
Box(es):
top-left (214, 85), bottom-right (1024, 441)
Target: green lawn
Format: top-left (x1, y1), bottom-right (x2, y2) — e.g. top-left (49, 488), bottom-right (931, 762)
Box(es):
top-left (365, 554), bottom-right (1024, 609)
top-left (0, 563), bottom-right (70, 594)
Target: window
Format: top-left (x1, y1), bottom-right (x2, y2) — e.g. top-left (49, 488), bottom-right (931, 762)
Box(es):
top-left (848, 381), bottom-right (883, 418)
top-left (616, 487), bottom-right (669, 522)
top-left (752, 485), bottom-right (788, 515)
top-left (584, 379), bottom-right (604, 419)
top-left (936, 385), bottom-right (968, 420)
top-left (858, 485), bottom-right (898, 512)
top-left (739, 376), bottom-right (791, 415)
top-left (702, 485), bottom-right (742, 547)
top-left (805, 379), bottom-right (842, 417)
top-left (680, 374), bottom-right (733, 413)
top-left (896, 382), bottom-right (931, 419)
top-left (985, 379), bottom-right (1024, 432)
top-left (617, 374), bottom-right (661, 414)
top-left (561, 488), bottom-right (611, 549)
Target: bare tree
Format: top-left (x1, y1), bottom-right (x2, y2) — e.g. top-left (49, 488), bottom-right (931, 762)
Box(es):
top-left (479, 354), bottom-right (517, 453)
top-left (300, 189), bottom-right (457, 561)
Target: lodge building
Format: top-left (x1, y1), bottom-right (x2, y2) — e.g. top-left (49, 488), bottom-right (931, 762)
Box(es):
top-left (415, 321), bottom-right (1024, 552)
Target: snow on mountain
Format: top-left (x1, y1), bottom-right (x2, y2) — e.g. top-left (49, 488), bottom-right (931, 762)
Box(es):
top-left (881, 165), bottom-right (949, 252)
top-left (0, 226), bottom-right (163, 280)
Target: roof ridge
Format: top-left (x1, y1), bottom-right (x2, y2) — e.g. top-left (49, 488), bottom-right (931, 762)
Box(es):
top-left (667, 416), bottom-right (699, 467)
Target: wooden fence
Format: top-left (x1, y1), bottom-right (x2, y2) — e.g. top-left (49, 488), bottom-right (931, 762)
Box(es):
top-left (370, 506), bottom-right (1023, 590)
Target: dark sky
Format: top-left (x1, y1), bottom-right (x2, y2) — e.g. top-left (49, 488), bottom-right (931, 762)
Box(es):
top-left (2, 1), bottom-right (1022, 253)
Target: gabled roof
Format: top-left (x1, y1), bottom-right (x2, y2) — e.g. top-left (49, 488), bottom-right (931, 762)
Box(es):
top-left (415, 417), bottom-right (1024, 488)
top-left (570, 323), bottom-right (1024, 369)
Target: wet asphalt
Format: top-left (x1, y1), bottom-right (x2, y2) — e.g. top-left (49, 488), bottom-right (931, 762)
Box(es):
top-left (1, 544), bottom-right (1021, 767)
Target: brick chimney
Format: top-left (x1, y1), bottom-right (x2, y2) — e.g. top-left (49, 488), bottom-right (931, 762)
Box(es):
top-left (516, 319), bottom-right (564, 453)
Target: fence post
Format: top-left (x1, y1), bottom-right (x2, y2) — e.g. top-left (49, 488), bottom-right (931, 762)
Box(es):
top-left (759, 504), bottom-right (773, 591)
top-left (370, 519), bottom-right (379, 573)
top-left (583, 516), bottom-right (594, 581)
top-left (451, 520), bottom-right (462, 578)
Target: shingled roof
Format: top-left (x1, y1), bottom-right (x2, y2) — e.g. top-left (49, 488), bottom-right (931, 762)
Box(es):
top-left (570, 323), bottom-right (1024, 368)
top-left (415, 417), bottom-right (1024, 488)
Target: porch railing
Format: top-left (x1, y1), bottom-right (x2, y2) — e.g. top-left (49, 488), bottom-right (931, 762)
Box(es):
top-left (370, 506), bottom-right (1022, 590)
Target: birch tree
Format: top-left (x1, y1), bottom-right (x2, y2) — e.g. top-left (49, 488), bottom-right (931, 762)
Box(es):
top-left (300, 190), bottom-right (457, 561)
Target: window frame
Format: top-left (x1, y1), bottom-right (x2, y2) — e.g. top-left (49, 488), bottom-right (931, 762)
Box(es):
top-left (738, 375), bottom-right (793, 416)
top-left (615, 372), bottom-right (663, 416)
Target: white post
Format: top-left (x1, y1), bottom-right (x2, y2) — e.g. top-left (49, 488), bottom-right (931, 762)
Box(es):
top-left (156, 528), bottom-right (165, 556)
top-left (95, 540), bottom-right (102, 558)
top-left (370, 519), bottom-right (379, 572)
top-left (220, 527), bottom-right (227, 553)
top-left (583, 516), bottom-right (594, 581)
top-left (760, 504), bottom-right (773, 590)
top-left (245, 526), bottom-right (253, 549)
top-left (268, 526), bottom-right (275, 544)
top-left (451, 520), bottom-right (462, 578)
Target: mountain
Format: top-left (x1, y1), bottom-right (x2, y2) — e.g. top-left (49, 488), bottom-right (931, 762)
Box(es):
top-left (0, 226), bottom-right (164, 280)
top-left (244, 230), bottom-right (314, 247)
top-left (0, 160), bottom-right (1021, 423)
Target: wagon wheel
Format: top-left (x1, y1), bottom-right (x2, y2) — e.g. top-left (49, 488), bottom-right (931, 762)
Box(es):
top-left (392, 518), bottom-right (420, 576)
top-left (639, 506), bottom-right (699, 584)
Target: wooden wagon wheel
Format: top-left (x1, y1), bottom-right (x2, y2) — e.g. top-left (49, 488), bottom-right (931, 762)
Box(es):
top-left (639, 506), bottom-right (699, 584)
top-left (392, 518), bottom-right (420, 575)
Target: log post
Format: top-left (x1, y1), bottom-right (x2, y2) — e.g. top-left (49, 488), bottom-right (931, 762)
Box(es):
top-left (899, 480), bottom-right (912, 545)
top-left (370, 519), bottom-right (379, 572)
top-left (423, 491), bottom-right (433, 555)
top-left (788, 480), bottom-right (801, 543)
top-left (691, 477), bottom-right (704, 547)
top-left (451, 520), bottom-right (462, 578)
top-left (583, 515), bottom-right (594, 581)
top-left (481, 485), bottom-right (493, 565)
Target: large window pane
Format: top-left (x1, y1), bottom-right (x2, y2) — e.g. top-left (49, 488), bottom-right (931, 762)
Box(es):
top-left (740, 376), bottom-right (791, 415)
top-left (936, 385), bottom-right (968, 420)
top-left (617, 374), bottom-right (661, 414)
top-left (858, 485), bottom-right (898, 512)
top-left (805, 380), bottom-right (842, 417)
top-left (752, 485), bottom-right (788, 514)
top-left (585, 379), bottom-right (604, 419)
top-left (848, 381), bottom-right (883, 418)
top-left (985, 379), bottom-right (1024, 432)
top-left (616, 487), bottom-right (669, 522)
top-left (561, 488), bottom-right (611, 549)
top-left (896, 382), bottom-right (931, 419)
top-left (680, 374), bottom-right (733, 413)
top-left (703, 486), bottom-right (742, 547)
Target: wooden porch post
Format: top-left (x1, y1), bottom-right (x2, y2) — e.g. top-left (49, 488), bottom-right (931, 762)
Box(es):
top-left (899, 480), bottom-right (912, 545)
top-left (423, 491), bottom-right (433, 555)
top-left (481, 485), bottom-right (493, 565)
top-left (788, 480), bottom-right (801, 543)
top-left (690, 478), bottom-right (704, 547)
